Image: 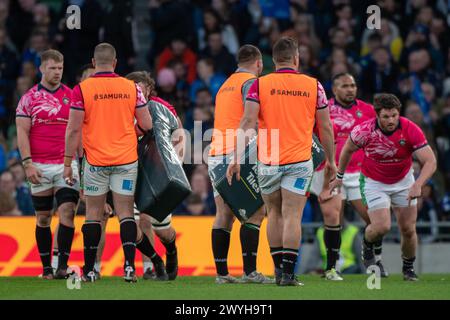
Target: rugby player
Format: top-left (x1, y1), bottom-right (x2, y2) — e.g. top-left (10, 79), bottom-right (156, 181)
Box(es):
top-left (227, 37), bottom-right (336, 286)
top-left (127, 70), bottom-right (184, 281)
top-left (208, 45), bottom-right (273, 284)
top-left (309, 73), bottom-right (387, 280)
top-left (64, 43), bottom-right (153, 282)
top-left (330, 93), bottom-right (437, 281)
top-left (16, 49), bottom-right (80, 280)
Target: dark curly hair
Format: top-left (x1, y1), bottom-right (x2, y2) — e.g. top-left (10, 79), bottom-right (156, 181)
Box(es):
top-left (373, 93), bottom-right (402, 115)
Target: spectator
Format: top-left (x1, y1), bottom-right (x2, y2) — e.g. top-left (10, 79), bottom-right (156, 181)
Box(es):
top-left (156, 68), bottom-right (178, 109)
top-left (361, 18), bottom-right (403, 62)
top-left (190, 170), bottom-right (215, 214)
top-left (102, 0), bottom-right (136, 75)
top-left (166, 59), bottom-right (191, 115)
top-left (32, 3), bottom-right (56, 43)
top-left (360, 46), bottom-right (400, 99)
top-left (176, 193), bottom-right (207, 216)
top-left (22, 31), bottom-right (48, 69)
top-left (13, 76), bottom-right (33, 108)
top-left (0, 170), bottom-right (23, 215)
top-left (283, 13), bottom-right (321, 57)
top-left (56, 0), bottom-right (103, 85)
top-left (359, 33), bottom-right (382, 69)
top-left (399, 49), bottom-right (442, 104)
top-left (157, 38), bottom-right (197, 84)
top-left (189, 58), bottom-right (226, 104)
top-left (148, 0), bottom-right (196, 62)
top-left (198, 8), bottom-right (239, 56)
top-left (301, 220), bottom-right (364, 275)
top-left (0, 132), bottom-right (7, 171)
top-left (320, 27), bottom-right (358, 65)
top-left (200, 31), bottom-right (236, 77)
top-left (298, 43), bottom-right (319, 78)
top-left (21, 60), bottom-right (38, 84)
top-left (9, 161), bottom-right (34, 216)
top-left (0, 191), bottom-right (21, 216)
top-left (6, 0), bottom-right (35, 53)
top-left (184, 88), bottom-right (214, 131)
top-left (417, 181), bottom-right (440, 243)
top-left (0, 27), bottom-right (19, 121)
top-left (401, 23), bottom-right (444, 74)
top-left (404, 101), bottom-right (436, 150)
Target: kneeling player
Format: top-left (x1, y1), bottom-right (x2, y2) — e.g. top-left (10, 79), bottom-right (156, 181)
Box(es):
top-left (331, 93), bottom-right (436, 281)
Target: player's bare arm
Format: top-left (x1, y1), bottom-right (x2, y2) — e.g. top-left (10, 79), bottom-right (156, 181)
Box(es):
top-left (63, 109), bottom-right (84, 185)
top-left (316, 106), bottom-right (337, 181)
top-left (135, 104), bottom-right (153, 132)
top-left (408, 145), bottom-right (437, 205)
top-left (330, 137), bottom-right (359, 192)
top-left (16, 117), bottom-right (42, 184)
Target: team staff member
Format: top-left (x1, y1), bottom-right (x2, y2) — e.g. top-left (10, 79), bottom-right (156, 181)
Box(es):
top-left (227, 37), bottom-right (336, 286)
top-left (331, 93), bottom-right (436, 281)
top-left (16, 50), bottom-right (80, 280)
top-left (310, 73), bottom-right (382, 280)
top-left (208, 45), bottom-right (273, 284)
top-left (63, 43), bottom-right (153, 282)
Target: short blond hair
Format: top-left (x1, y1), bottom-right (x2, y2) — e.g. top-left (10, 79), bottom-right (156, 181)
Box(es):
top-left (94, 43), bottom-right (116, 66)
top-left (40, 49), bottom-right (64, 64)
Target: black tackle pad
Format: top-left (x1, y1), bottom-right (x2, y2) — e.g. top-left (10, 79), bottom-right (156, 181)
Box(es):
top-left (210, 139), bottom-right (263, 222)
top-left (311, 133), bottom-right (325, 170)
top-left (135, 101), bottom-right (191, 221)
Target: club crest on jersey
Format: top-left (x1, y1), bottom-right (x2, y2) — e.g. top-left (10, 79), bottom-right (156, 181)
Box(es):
top-left (399, 139), bottom-right (406, 146)
top-left (63, 97), bottom-right (70, 105)
top-left (356, 110), bottom-right (362, 118)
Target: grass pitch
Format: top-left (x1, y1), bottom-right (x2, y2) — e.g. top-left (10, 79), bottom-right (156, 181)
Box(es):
top-left (0, 275), bottom-right (449, 300)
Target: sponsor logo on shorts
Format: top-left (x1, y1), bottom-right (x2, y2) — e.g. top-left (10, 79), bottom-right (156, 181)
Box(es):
top-left (294, 178), bottom-right (306, 190)
top-left (85, 185), bottom-right (99, 192)
top-left (122, 180), bottom-right (133, 191)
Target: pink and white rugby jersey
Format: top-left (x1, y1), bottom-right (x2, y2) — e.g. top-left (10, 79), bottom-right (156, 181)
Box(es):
top-left (16, 84), bottom-right (72, 164)
top-left (350, 117), bottom-right (428, 184)
top-left (330, 98), bottom-right (376, 173)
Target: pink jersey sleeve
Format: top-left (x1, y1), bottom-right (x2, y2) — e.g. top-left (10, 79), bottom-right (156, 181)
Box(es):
top-left (136, 84), bottom-right (147, 108)
top-left (350, 121), bottom-right (371, 148)
top-left (316, 81), bottom-right (328, 109)
top-left (245, 79), bottom-right (259, 103)
top-left (407, 120), bottom-right (428, 151)
top-left (70, 85), bottom-right (84, 111)
top-left (16, 92), bottom-right (32, 117)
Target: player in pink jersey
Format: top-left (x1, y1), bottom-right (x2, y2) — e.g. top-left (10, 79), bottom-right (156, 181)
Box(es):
top-left (16, 50), bottom-right (81, 280)
top-left (330, 94), bottom-right (436, 281)
top-left (310, 73), bottom-right (388, 279)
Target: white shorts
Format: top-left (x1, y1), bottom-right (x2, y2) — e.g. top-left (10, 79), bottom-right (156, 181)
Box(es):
top-left (83, 160), bottom-right (138, 196)
top-left (257, 159), bottom-right (313, 195)
top-left (360, 170), bottom-right (417, 212)
top-left (207, 154), bottom-right (227, 198)
top-left (30, 161), bottom-right (80, 194)
top-left (310, 170), bottom-right (361, 201)
top-left (133, 205), bottom-right (172, 230)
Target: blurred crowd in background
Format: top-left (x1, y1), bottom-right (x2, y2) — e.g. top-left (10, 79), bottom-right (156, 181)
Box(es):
top-left (0, 0), bottom-right (449, 241)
